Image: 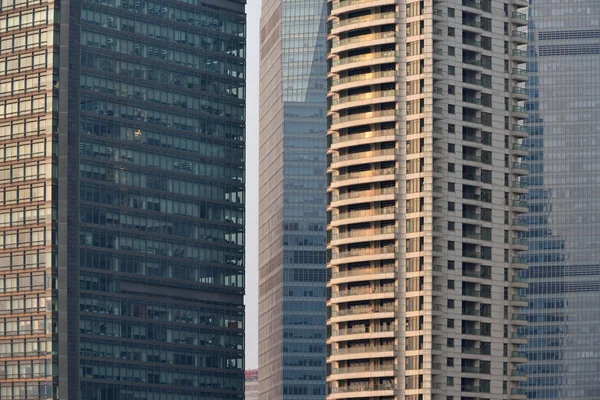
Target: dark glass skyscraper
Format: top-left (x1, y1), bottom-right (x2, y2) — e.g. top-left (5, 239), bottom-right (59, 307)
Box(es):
top-left (524, 1), bottom-right (600, 398)
top-left (0, 0), bottom-right (246, 398)
top-left (258, 0), bottom-right (327, 398)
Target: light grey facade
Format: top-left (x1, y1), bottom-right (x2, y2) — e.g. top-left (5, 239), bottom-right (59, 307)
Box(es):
top-left (325, 0), bottom-right (530, 398)
top-left (523, 1), bottom-right (600, 399)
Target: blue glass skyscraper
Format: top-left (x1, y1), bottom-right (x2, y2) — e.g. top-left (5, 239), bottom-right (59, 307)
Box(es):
top-left (524, 1), bottom-right (600, 398)
top-left (258, 0), bottom-right (327, 398)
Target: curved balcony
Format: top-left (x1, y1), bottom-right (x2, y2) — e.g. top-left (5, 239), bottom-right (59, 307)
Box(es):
top-left (331, 90), bottom-right (396, 111)
top-left (328, 363), bottom-right (396, 380)
top-left (331, 12), bottom-right (396, 35)
top-left (511, 67), bottom-right (528, 81)
top-left (462, 0), bottom-right (483, 13)
top-left (511, 48), bottom-right (528, 63)
top-left (330, 51), bottom-right (397, 74)
top-left (511, 105), bottom-right (528, 118)
top-left (511, 162), bottom-right (528, 175)
top-left (329, 304), bottom-right (397, 323)
top-left (510, 11), bottom-right (528, 26)
top-left (329, 324), bottom-right (396, 343)
top-left (332, 31), bottom-right (397, 53)
top-left (331, 187), bottom-right (395, 207)
top-left (511, 256), bottom-right (528, 269)
top-left (330, 206), bottom-right (396, 226)
top-left (331, 128), bottom-right (396, 150)
top-left (330, 344), bottom-right (395, 359)
top-left (330, 226), bottom-right (396, 245)
top-left (330, 285), bottom-right (396, 303)
top-left (511, 238), bottom-right (528, 250)
top-left (511, 124), bottom-right (529, 138)
top-left (330, 109), bottom-right (399, 131)
top-left (329, 266), bottom-right (396, 285)
top-left (329, 384), bottom-right (395, 399)
top-left (331, 148), bottom-right (396, 169)
top-left (330, 0), bottom-right (397, 16)
top-left (331, 70), bottom-right (397, 91)
top-left (330, 245), bottom-right (397, 265)
top-left (330, 167), bottom-right (396, 188)
top-left (511, 275), bottom-right (528, 288)
top-left (512, 30), bottom-right (528, 44)
top-left (511, 200), bottom-right (528, 212)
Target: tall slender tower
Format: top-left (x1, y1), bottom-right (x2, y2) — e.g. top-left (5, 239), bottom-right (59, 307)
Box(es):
top-left (259, 0), bottom-right (328, 398)
top-left (0, 0), bottom-right (246, 398)
top-left (523, 1), bottom-right (600, 399)
top-left (325, 0), bottom-right (529, 398)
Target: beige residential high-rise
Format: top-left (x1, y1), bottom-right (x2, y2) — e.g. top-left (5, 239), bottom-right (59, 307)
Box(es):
top-left (326, 0), bottom-right (529, 399)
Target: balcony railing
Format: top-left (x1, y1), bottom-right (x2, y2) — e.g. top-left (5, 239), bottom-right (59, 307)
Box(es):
top-left (330, 383), bottom-right (395, 394)
top-left (333, 31), bottom-right (396, 48)
top-left (331, 266), bottom-right (396, 279)
top-left (332, 206), bottom-right (396, 222)
top-left (332, 51), bottom-right (397, 68)
top-left (332, 187), bottom-right (395, 202)
top-left (332, 12), bottom-right (396, 29)
top-left (332, 70), bottom-right (397, 87)
top-left (330, 324), bottom-right (396, 338)
top-left (332, 245), bottom-right (397, 260)
top-left (330, 344), bottom-right (396, 356)
top-left (332, 304), bottom-right (397, 317)
top-left (462, 0), bottom-right (482, 10)
top-left (332, 109), bottom-right (398, 125)
top-left (332, 148), bottom-right (396, 163)
top-left (331, 226), bottom-right (397, 241)
top-left (330, 363), bottom-right (395, 375)
top-left (332, 90), bottom-right (396, 106)
top-left (332, 285), bottom-right (396, 299)
top-left (332, 167), bottom-right (396, 183)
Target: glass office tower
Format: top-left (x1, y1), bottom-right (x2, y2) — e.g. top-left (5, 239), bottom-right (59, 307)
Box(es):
top-left (258, 0), bottom-right (327, 398)
top-left (0, 0), bottom-right (246, 398)
top-left (523, 1), bottom-right (600, 399)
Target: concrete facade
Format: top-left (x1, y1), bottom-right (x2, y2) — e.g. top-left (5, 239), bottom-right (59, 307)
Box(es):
top-left (325, 0), bottom-right (529, 398)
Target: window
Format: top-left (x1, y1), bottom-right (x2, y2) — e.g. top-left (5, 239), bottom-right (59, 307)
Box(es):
top-left (448, 241), bottom-right (455, 250)
top-left (447, 338), bottom-right (454, 347)
top-left (448, 27), bottom-right (455, 37)
top-left (448, 143), bottom-right (455, 153)
top-left (447, 358), bottom-right (454, 367)
top-left (447, 299), bottom-right (455, 309)
top-left (447, 377), bottom-right (454, 386)
top-left (448, 124), bottom-right (455, 133)
top-left (448, 104), bottom-right (455, 114)
top-left (448, 182), bottom-right (455, 192)
top-left (448, 280), bottom-right (455, 289)
top-left (447, 319), bottom-right (454, 328)
top-left (448, 46), bottom-right (455, 56)
top-left (448, 65), bottom-right (455, 75)
top-left (448, 202), bottom-right (455, 211)
top-left (448, 221), bottom-right (455, 231)
top-left (448, 163), bottom-right (455, 172)
top-left (482, 93), bottom-right (492, 107)
top-left (447, 260), bottom-right (455, 270)
top-left (448, 7), bottom-right (455, 17)
top-left (448, 85), bottom-right (455, 94)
